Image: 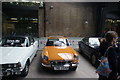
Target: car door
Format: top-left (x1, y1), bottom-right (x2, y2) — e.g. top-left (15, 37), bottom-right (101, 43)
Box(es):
top-left (81, 38), bottom-right (89, 56)
top-left (27, 37), bottom-right (36, 62)
top-left (84, 38), bottom-right (92, 57)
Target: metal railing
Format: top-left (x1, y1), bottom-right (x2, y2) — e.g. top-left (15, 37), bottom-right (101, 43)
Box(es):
top-left (35, 37), bottom-right (83, 50)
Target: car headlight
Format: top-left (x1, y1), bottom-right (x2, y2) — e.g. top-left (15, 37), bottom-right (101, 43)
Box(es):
top-left (74, 55), bottom-right (78, 60)
top-left (43, 56), bottom-right (48, 61)
top-left (9, 62), bottom-right (21, 68)
top-left (15, 62), bottom-right (21, 67)
top-left (2, 62), bottom-right (21, 68)
top-left (13, 62), bottom-right (21, 68)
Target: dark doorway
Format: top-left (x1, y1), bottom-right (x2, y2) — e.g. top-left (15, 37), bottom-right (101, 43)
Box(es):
top-left (2, 2), bottom-right (39, 37)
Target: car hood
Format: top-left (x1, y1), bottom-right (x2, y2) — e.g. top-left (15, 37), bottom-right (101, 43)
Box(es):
top-left (44, 46), bottom-right (74, 61)
top-left (0, 47), bottom-right (30, 64)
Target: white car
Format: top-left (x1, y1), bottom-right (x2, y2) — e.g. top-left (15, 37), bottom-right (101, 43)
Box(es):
top-left (0, 36), bottom-right (38, 76)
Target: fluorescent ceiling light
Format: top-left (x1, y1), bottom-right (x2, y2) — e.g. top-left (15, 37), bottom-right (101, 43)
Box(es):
top-left (32, 19), bottom-right (38, 21)
top-left (117, 20), bottom-right (120, 22)
top-left (11, 18), bottom-right (17, 20)
top-left (32, 0), bottom-right (40, 3)
top-left (21, 0), bottom-right (29, 2)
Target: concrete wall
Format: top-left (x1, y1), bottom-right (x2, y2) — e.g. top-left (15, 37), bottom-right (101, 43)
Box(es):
top-left (38, 2), bottom-right (97, 37)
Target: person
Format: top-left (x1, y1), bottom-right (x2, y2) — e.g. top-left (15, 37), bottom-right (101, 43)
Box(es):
top-left (98, 31), bottom-right (118, 80)
top-left (117, 44), bottom-right (120, 80)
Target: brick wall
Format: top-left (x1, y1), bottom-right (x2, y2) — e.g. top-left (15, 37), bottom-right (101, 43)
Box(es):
top-left (38, 2), bottom-right (97, 37)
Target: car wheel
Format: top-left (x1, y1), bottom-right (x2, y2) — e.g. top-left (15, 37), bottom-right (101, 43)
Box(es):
top-left (34, 53), bottom-right (37, 57)
top-left (71, 67), bottom-right (77, 71)
top-left (20, 63), bottom-right (29, 77)
top-left (42, 66), bottom-right (45, 70)
top-left (34, 50), bottom-right (38, 57)
top-left (91, 54), bottom-right (97, 66)
top-left (41, 65), bottom-right (47, 71)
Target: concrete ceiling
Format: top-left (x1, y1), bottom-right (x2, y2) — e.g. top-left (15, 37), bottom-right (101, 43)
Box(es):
top-left (2, 2), bottom-right (39, 18)
top-left (0, 0), bottom-right (120, 2)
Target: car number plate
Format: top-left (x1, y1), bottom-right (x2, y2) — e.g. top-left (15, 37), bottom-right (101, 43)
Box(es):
top-left (54, 66), bottom-right (69, 70)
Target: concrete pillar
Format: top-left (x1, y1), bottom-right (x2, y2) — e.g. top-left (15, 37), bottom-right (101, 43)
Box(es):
top-left (38, 7), bottom-right (45, 37)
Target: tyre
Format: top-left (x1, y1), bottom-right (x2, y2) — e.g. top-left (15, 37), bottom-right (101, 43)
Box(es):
top-left (91, 54), bottom-right (97, 67)
top-left (71, 66), bottom-right (77, 71)
top-left (42, 65), bottom-right (46, 70)
top-left (41, 64), bottom-right (48, 71)
top-left (34, 50), bottom-right (38, 57)
top-left (34, 53), bottom-right (37, 57)
top-left (42, 65), bottom-right (51, 71)
top-left (20, 63), bottom-right (29, 77)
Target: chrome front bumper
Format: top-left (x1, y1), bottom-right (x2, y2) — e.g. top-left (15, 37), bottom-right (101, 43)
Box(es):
top-left (42, 63), bottom-right (51, 67)
top-left (42, 62), bottom-right (78, 68)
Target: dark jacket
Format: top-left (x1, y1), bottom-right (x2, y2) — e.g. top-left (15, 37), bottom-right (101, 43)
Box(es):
top-left (108, 47), bottom-right (118, 72)
top-left (118, 44), bottom-right (120, 75)
top-left (99, 42), bottom-right (112, 56)
top-left (99, 42), bottom-right (118, 72)
top-left (118, 55), bottom-right (120, 75)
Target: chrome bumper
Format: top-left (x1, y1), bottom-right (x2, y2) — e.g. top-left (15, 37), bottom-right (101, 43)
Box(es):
top-left (42, 62), bottom-right (78, 68)
top-left (42, 63), bottom-right (51, 67)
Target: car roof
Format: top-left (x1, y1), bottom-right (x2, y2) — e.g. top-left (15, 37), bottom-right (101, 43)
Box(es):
top-left (48, 36), bottom-right (67, 39)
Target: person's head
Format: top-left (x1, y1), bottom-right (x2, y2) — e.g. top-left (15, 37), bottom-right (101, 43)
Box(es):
top-left (105, 31), bottom-right (118, 44)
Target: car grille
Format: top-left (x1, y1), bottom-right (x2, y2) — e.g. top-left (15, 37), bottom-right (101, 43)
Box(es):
top-left (2, 64), bottom-right (14, 68)
top-left (50, 60), bottom-right (72, 65)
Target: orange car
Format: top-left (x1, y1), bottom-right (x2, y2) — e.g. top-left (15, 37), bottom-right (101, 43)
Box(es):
top-left (41, 36), bottom-right (79, 71)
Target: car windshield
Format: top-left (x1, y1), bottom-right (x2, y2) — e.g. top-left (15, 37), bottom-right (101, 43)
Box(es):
top-left (46, 39), bottom-right (69, 46)
top-left (0, 37), bottom-right (25, 47)
top-left (89, 38), bottom-right (100, 47)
